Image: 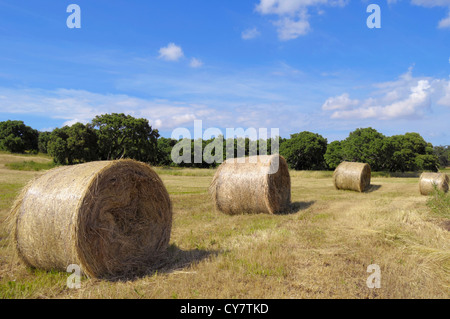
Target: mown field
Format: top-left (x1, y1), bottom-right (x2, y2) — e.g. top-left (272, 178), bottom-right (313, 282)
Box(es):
top-left (0, 153), bottom-right (448, 299)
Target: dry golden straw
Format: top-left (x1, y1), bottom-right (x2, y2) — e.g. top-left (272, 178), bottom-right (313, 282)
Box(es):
top-left (419, 172), bottom-right (449, 195)
top-left (333, 161), bottom-right (371, 192)
top-left (9, 159), bottom-right (172, 278)
top-left (209, 154), bottom-right (291, 215)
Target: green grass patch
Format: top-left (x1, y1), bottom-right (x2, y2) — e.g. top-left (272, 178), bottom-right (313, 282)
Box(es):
top-left (427, 189), bottom-right (450, 219)
top-left (154, 167), bottom-right (216, 176)
top-left (5, 161), bottom-right (57, 171)
top-left (0, 183), bottom-right (24, 211)
top-left (0, 269), bottom-right (71, 299)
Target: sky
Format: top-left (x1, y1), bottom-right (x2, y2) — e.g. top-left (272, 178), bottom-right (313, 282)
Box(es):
top-left (0, 0), bottom-right (449, 145)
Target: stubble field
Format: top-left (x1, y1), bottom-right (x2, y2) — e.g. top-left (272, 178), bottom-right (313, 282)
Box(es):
top-left (0, 153), bottom-right (448, 299)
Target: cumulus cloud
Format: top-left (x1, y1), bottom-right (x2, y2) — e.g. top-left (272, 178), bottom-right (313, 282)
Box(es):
top-left (322, 93), bottom-right (359, 111)
top-left (158, 43), bottom-right (184, 61)
top-left (255, 0), bottom-right (348, 40)
top-left (322, 68), bottom-right (450, 120)
top-left (438, 12), bottom-right (450, 28)
top-left (273, 16), bottom-right (310, 40)
top-left (331, 80), bottom-right (431, 120)
top-left (189, 58), bottom-right (203, 68)
top-left (438, 81), bottom-right (450, 106)
top-left (255, 0), bottom-right (346, 15)
top-left (241, 27), bottom-right (261, 40)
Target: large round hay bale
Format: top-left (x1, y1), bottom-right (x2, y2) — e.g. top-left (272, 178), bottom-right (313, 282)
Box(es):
top-left (10, 159), bottom-right (172, 278)
top-left (209, 154), bottom-right (291, 215)
top-left (419, 172), bottom-right (449, 195)
top-left (333, 161), bottom-right (371, 192)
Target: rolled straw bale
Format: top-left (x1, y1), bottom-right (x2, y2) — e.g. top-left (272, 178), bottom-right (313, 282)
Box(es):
top-left (419, 172), bottom-right (449, 195)
top-left (333, 161), bottom-right (371, 192)
top-left (209, 154), bottom-right (291, 215)
top-left (10, 159), bottom-right (172, 278)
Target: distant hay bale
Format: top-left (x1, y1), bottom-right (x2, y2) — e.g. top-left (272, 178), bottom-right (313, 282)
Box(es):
top-left (209, 154), bottom-right (291, 215)
top-left (9, 159), bottom-right (172, 278)
top-left (333, 161), bottom-right (371, 192)
top-left (419, 172), bottom-right (449, 195)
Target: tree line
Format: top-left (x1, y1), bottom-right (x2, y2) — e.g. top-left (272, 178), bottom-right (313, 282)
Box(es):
top-left (0, 114), bottom-right (448, 172)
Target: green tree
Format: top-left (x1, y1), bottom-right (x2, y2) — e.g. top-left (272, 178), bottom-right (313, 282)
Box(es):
top-left (155, 137), bottom-right (178, 166)
top-left (324, 140), bottom-right (343, 170)
top-left (382, 135), bottom-right (416, 172)
top-left (47, 124), bottom-right (98, 165)
top-left (67, 123), bottom-right (99, 163)
top-left (47, 127), bottom-right (70, 164)
top-left (38, 131), bottom-right (52, 154)
top-left (91, 113), bottom-right (159, 162)
top-left (382, 133), bottom-right (438, 172)
top-left (0, 120), bottom-right (39, 153)
top-left (340, 127), bottom-right (386, 171)
top-left (433, 145), bottom-right (450, 168)
top-left (279, 131), bottom-right (327, 170)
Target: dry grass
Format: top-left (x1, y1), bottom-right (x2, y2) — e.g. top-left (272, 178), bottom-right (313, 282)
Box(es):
top-left (0, 154), bottom-right (448, 299)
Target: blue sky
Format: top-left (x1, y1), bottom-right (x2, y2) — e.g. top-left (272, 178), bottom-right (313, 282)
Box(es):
top-left (0, 0), bottom-right (449, 145)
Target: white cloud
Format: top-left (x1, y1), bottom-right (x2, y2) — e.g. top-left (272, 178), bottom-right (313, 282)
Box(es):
top-left (189, 58), bottom-right (203, 68)
top-left (158, 43), bottom-right (184, 61)
top-left (322, 93), bottom-right (359, 111)
top-left (255, 0), bottom-right (348, 40)
top-left (256, 0), bottom-right (332, 15)
top-left (274, 17), bottom-right (311, 40)
top-left (241, 27), bottom-right (261, 40)
top-left (0, 88), bottom-right (216, 130)
top-left (438, 12), bottom-right (450, 28)
top-left (62, 118), bottom-right (87, 127)
top-left (411, 0), bottom-right (450, 7)
top-left (438, 81), bottom-right (450, 106)
top-left (322, 69), bottom-right (450, 120)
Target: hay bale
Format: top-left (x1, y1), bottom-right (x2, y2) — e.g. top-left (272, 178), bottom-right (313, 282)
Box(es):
top-left (10, 159), bottom-right (172, 278)
top-left (209, 154), bottom-right (291, 215)
top-left (419, 172), bottom-right (449, 195)
top-left (333, 161), bottom-right (371, 192)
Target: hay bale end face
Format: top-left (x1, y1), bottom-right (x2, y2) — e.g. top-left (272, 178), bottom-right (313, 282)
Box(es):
top-left (10, 159), bottom-right (172, 278)
top-left (209, 154), bottom-right (291, 215)
top-left (333, 161), bottom-right (371, 192)
top-left (419, 172), bottom-right (449, 195)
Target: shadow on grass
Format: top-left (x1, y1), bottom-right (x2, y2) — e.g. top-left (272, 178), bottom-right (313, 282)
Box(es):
top-left (364, 184), bottom-right (382, 193)
top-left (277, 201), bottom-right (316, 215)
top-left (372, 171), bottom-right (421, 178)
top-left (155, 245), bottom-right (220, 274)
top-left (104, 245), bottom-right (221, 282)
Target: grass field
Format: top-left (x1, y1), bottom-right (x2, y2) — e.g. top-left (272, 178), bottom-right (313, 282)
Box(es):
top-left (0, 153), bottom-right (448, 299)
